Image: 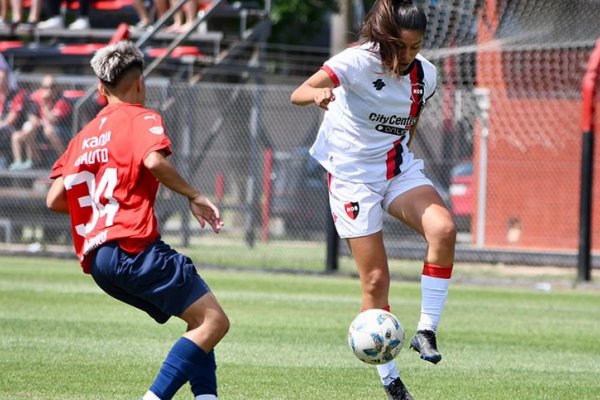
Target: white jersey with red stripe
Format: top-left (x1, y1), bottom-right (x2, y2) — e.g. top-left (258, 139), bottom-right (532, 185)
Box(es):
top-left (309, 42), bottom-right (437, 183)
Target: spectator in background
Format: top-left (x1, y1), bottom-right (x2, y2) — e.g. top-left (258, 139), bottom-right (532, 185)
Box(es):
top-left (131, 0), bottom-right (152, 30)
top-left (0, 0), bottom-right (41, 29)
top-left (0, 55), bottom-right (28, 168)
top-left (0, 0), bottom-right (22, 29)
top-left (154, 0), bottom-right (186, 32)
top-left (175, 0), bottom-right (212, 33)
top-left (37, 0), bottom-right (90, 30)
top-left (23, 0), bottom-right (42, 28)
top-left (0, 0), bottom-right (9, 28)
top-left (131, 0), bottom-right (214, 33)
top-left (9, 75), bottom-right (72, 170)
top-left (159, 0), bottom-right (214, 33)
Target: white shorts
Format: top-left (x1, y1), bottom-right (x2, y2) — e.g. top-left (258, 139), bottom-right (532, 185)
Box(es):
top-left (328, 158), bottom-right (432, 238)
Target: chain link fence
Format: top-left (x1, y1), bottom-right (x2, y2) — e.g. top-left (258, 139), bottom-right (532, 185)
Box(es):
top-left (0, 72), bottom-right (597, 270)
top-left (1, 0), bottom-right (600, 270)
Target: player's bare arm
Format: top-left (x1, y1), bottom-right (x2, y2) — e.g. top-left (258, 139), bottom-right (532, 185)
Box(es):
top-left (46, 176), bottom-right (69, 213)
top-left (290, 69), bottom-right (336, 110)
top-left (2, 108), bottom-right (19, 128)
top-left (144, 150), bottom-right (224, 233)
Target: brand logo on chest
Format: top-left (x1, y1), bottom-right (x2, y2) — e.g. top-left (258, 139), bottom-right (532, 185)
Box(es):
top-left (372, 79), bottom-right (386, 90)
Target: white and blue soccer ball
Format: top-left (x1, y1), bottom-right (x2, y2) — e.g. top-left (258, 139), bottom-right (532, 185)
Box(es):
top-left (347, 309), bottom-right (405, 365)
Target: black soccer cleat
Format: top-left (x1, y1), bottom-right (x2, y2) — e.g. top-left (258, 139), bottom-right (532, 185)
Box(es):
top-left (384, 377), bottom-right (414, 400)
top-left (410, 330), bottom-right (442, 364)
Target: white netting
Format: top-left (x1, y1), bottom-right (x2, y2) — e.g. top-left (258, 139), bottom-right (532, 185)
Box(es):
top-left (410, 0), bottom-right (600, 250)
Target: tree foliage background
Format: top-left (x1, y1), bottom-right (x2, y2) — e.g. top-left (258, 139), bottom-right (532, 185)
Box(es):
top-left (257, 0), bottom-right (377, 45)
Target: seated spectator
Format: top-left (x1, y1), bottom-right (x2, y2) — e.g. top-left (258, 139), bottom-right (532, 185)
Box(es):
top-left (154, 0), bottom-right (186, 32)
top-left (0, 0), bottom-right (9, 28)
top-left (3, 0), bottom-right (41, 29)
top-left (9, 75), bottom-right (72, 171)
top-left (171, 0), bottom-right (213, 33)
top-left (131, 0), bottom-right (215, 33)
top-left (22, 0), bottom-right (42, 28)
top-left (37, 0), bottom-right (90, 30)
top-left (3, 0), bottom-right (22, 28)
top-left (0, 56), bottom-right (28, 169)
top-left (131, 0), bottom-right (152, 31)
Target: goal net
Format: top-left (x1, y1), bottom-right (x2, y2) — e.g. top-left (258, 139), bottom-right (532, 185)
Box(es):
top-left (410, 0), bottom-right (600, 250)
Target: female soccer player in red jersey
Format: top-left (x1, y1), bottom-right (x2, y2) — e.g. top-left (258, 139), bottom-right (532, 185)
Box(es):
top-left (47, 41), bottom-right (228, 400)
top-left (291, 1), bottom-right (456, 399)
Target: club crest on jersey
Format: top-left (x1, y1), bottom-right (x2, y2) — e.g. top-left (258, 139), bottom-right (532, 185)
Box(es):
top-left (372, 79), bottom-right (386, 90)
top-left (411, 83), bottom-right (425, 104)
top-left (345, 202), bottom-right (360, 220)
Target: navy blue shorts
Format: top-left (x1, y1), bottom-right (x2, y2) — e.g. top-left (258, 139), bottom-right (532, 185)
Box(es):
top-left (90, 239), bottom-right (211, 324)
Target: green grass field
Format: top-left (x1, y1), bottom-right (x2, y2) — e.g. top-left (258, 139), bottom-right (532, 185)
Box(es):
top-left (1, 256), bottom-right (600, 400)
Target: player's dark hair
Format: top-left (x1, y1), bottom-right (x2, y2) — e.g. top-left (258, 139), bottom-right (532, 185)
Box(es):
top-left (359, 0), bottom-right (427, 77)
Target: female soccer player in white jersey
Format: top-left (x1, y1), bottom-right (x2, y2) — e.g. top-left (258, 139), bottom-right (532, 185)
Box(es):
top-left (291, 1), bottom-right (455, 399)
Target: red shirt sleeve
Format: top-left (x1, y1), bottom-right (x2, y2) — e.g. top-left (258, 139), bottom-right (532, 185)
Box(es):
top-left (50, 150), bottom-right (66, 179)
top-left (132, 110), bottom-right (172, 162)
top-left (321, 65), bottom-right (341, 88)
top-left (9, 90), bottom-right (26, 113)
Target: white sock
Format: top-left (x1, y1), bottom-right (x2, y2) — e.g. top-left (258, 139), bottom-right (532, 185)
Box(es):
top-left (143, 391), bottom-right (161, 400)
top-left (418, 275), bottom-right (450, 331)
top-left (376, 361), bottom-right (400, 386)
top-left (195, 395), bottom-right (218, 400)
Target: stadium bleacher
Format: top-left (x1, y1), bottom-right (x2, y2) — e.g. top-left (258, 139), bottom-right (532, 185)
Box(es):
top-left (0, 0), bottom-right (268, 77)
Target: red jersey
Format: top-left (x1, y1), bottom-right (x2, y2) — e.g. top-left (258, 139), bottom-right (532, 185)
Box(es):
top-left (29, 89), bottom-right (72, 122)
top-left (0, 89), bottom-right (27, 118)
top-left (50, 103), bottom-right (172, 273)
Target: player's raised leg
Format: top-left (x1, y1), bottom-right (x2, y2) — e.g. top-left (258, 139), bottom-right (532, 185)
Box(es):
top-left (388, 185), bottom-right (456, 364)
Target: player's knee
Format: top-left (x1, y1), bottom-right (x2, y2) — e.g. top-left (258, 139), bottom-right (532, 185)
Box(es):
top-left (427, 218), bottom-right (456, 246)
top-left (363, 268), bottom-right (389, 295)
top-left (207, 310), bottom-right (230, 341)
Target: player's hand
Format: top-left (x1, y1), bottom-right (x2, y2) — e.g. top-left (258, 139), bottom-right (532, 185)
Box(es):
top-left (188, 194), bottom-right (224, 234)
top-left (314, 87), bottom-right (335, 110)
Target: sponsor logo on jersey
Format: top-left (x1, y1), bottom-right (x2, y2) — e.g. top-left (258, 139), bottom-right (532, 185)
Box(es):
top-left (345, 202), bottom-right (360, 220)
top-left (149, 126), bottom-right (164, 135)
top-left (369, 113), bottom-right (415, 135)
top-left (372, 79), bottom-right (386, 90)
top-left (375, 125), bottom-right (408, 137)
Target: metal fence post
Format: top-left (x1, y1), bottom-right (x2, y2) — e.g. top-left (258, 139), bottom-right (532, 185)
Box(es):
top-left (474, 88), bottom-right (490, 249)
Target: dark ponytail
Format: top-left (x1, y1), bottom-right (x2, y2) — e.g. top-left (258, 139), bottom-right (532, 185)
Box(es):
top-left (359, 0), bottom-right (427, 76)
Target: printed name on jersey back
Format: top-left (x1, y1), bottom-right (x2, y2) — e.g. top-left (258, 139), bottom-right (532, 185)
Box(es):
top-left (76, 130), bottom-right (112, 166)
top-left (81, 130), bottom-right (111, 149)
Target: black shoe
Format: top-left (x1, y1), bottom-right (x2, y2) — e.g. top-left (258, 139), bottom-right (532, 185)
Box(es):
top-left (384, 377), bottom-right (414, 400)
top-left (410, 330), bottom-right (442, 364)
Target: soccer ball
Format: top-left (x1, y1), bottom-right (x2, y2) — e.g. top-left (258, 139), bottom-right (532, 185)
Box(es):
top-left (347, 309), bottom-right (405, 365)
